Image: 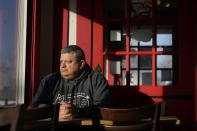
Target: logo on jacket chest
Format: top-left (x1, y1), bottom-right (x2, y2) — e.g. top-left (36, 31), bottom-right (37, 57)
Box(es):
top-left (54, 92), bottom-right (90, 108)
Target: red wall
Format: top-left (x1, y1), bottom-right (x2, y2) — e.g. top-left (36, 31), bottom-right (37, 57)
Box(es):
top-left (77, 0), bottom-right (92, 66)
top-left (92, 0), bottom-right (104, 71)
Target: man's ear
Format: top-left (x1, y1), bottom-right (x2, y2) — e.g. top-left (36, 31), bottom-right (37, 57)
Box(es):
top-left (80, 60), bottom-right (85, 69)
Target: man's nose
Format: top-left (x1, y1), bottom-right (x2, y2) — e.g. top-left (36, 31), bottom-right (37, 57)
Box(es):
top-left (60, 62), bottom-right (66, 68)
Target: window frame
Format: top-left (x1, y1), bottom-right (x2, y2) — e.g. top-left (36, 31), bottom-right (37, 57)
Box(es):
top-left (102, 0), bottom-right (178, 89)
top-left (16, 0), bottom-right (28, 104)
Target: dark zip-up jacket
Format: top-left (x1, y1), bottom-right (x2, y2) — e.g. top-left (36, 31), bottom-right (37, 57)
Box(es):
top-left (31, 64), bottom-right (112, 117)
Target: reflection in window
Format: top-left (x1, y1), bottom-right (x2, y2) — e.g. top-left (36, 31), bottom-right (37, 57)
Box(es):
top-left (130, 70), bottom-right (138, 86)
top-left (157, 34), bottom-right (172, 46)
top-left (130, 0), bottom-right (152, 18)
top-left (157, 25), bottom-right (173, 45)
top-left (122, 56), bottom-right (126, 68)
top-left (140, 70), bottom-right (152, 85)
top-left (130, 55), bottom-right (138, 68)
top-left (140, 55), bottom-right (152, 68)
top-left (122, 70), bottom-right (138, 86)
top-left (157, 25), bottom-right (173, 51)
top-left (157, 55), bottom-right (172, 68)
top-left (157, 55), bottom-right (173, 86)
top-left (156, 0), bottom-right (178, 17)
top-left (122, 70), bottom-right (126, 85)
top-left (157, 70), bottom-right (173, 86)
top-left (130, 25), bottom-right (152, 47)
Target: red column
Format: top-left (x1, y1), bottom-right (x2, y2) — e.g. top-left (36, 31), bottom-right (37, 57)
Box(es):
top-left (62, 7), bottom-right (69, 48)
top-left (77, 0), bottom-right (92, 66)
top-left (92, 0), bottom-right (103, 72)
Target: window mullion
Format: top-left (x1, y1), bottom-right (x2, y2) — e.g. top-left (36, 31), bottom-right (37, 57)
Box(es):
top-left (152, 0), bottom-right (156, 87)
top-left (126, 0), bottom-right (130, 86)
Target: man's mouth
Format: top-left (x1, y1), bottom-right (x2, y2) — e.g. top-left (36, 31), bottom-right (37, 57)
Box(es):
top-left (61, 69), bottom-right (67, 72)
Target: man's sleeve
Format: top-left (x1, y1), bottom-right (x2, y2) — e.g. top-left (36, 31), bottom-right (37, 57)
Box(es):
top-left (93, 73), bottom-right (113, 107)
top-left (76, 73), bottom-right (113, 118)
top-left (31, 79), bottom-right (52, 107)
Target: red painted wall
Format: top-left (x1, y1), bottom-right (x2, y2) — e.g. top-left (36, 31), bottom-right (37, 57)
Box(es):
top-left (77, 0), bottom-right (92, 66)
top-left (92, 0), bottom-right (104, 72)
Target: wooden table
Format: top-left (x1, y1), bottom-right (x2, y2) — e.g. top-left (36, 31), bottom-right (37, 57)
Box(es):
top-left (59, 116), bottom-right (180, 126)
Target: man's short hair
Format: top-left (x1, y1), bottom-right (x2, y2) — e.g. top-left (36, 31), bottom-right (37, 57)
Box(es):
top-left (61, 45), bottom-right (85, 61)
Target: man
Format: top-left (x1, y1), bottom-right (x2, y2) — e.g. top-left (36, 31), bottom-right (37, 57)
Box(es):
top-left (31, 45), bottom-right (112, 120)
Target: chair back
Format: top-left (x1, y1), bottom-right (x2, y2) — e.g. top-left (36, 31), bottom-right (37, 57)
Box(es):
top-left (21, 103), bottom-right (60, 131)
top-left (98, 102), bottom-right (161, 131)
top-left (0, 105), bottom-right (24, 131)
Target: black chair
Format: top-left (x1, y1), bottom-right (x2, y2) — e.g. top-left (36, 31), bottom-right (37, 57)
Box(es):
top-left (97, 102), bottom-right (161, 131)
top-left (21, 103), bottom-right (60, 131)
top-left (0, 104), bottom-right (24, 131)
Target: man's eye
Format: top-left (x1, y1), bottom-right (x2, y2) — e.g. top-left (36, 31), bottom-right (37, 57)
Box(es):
top-left (66, 60), bottom-right (72, 63)
top-left (60, 60), bottom-right (72, 64)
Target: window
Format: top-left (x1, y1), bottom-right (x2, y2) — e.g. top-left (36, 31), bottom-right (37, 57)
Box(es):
top-left (0, 0), bottom-right (27, 105)
top-left (103, 0), bottom-right (178, 87)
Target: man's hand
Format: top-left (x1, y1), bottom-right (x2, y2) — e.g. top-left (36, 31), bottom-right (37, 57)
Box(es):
top-left (59, 101), bottom-right (78, 120)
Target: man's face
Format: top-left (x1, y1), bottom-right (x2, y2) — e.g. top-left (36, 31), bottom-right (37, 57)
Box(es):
top-left (60, 53), bottom-right (85, 80)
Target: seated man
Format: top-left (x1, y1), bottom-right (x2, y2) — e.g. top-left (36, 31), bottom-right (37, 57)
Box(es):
top-left (31, 45), bottom-right (112, 120)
